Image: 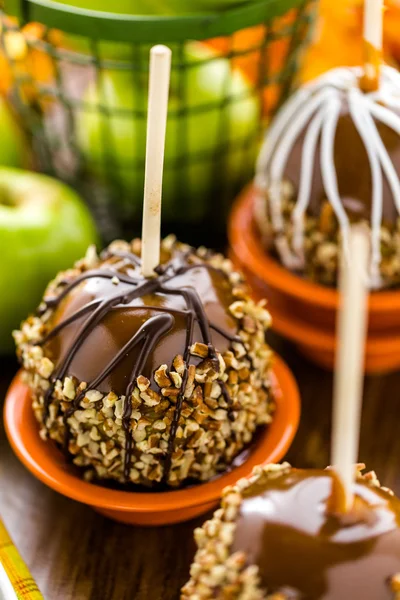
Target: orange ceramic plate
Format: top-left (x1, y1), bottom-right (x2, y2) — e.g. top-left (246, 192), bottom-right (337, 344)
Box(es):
top-left (4, 355), bottom-right (300, 526)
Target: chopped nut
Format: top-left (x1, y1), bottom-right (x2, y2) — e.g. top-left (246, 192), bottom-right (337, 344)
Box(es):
top-left (232, 342), bottom-right (246, 359)
top-left (162, 234), bottom-right (176, 251)
top-left (190, 342), bottom-right (209, 358)
top-left (161, 387), bottom-right (180, 398)
top-left (141, 389), bottom-right (161, 406)
top-left (170, 371), bottom-right (182, 388)
top-left (319, 200), bottom-right (335, 234)
top-left (173, 354), bottom-right (185, 376)
top-left (316, 242), bottom-right (337, 265)
top-left (137, 375), bottom-right (150, 392)
top-left (211, 409), bottom-right (226, 421)
top-left (130, 468), bottom-right (140, 481)
top-left (114, 398), bottom-right (124, 419)
top-left (77, 431), bottom-right (91, 447)
top-left (90, 426), bottom-right (101, 441)
top-left (210, 382), bottom-right (222, 399)
top-left (105, 448), bottom-right (119, 462)
top-left (184, 365), bottom-right (196, 398)
top-left (133, 429), bottom-right (146, 443)
top-left (84, 244), bottom-right (98, 268)
top-left (205, 398), bottom-right (219, 410)
top-left (85, 390), bottom-right (103, 403)
top-left (185, 420), bottom-right (200, 433)
top-left (37, 357), bottom-right (54, 379)
top-left (238, 367), bottom-right (250, 381)
top-left (228, 371), bottom-right (238, 385)
top-left (63, 377), bottom-right (76, 400)
top-left (242, 315), bottom-right (256, 334)
top-left (154, 364), bottom-right (171, 388)
top-left (103, 392), bottom-right (118, 407)
top-left (88, 441), bottom-right (100, 455)
top-left (229, 301), bottom-right (245, 319)
top-left (148, 433), bottom-right (160, 448)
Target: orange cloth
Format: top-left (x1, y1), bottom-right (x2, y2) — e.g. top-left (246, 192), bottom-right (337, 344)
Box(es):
top-left (0, 518), bottom-right (43, 600)
top-left (301, 0), bottom-right (400, 82)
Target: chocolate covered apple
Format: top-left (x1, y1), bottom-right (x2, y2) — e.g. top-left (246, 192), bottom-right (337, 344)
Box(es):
top-left (14, 237), bottom-right (274, 488)
top-left (182, 463), bottom-right (400, 599)
top-left (254, 65), bottom-right (400, 288)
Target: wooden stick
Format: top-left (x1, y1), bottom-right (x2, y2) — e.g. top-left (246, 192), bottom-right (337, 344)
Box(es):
top-left (331, 226), bottom-right (369, 511)
top-left (360, 0), bottom-right (383, 92)
top-left (141, 45), bottom-right (172, 277)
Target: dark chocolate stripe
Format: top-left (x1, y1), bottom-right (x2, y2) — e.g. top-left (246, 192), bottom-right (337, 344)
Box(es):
top-left (42, 270), bottom-right (139, 310)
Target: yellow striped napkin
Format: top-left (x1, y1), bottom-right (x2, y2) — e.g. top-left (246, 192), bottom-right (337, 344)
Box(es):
top-left (0, 518), bottom-right (43, 600)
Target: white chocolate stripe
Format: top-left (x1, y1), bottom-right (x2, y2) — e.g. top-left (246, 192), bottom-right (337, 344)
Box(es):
top-left (349, 89), bottom-right (382, 278)
top-left (269, 87), bottom-right (334, 236)
top-left (367, 99), bottom-right (400, 136)
top-left (381, 65), bottom-right (400, 89)
top-left (255, 87), bottom-right (311, 184)
top-left (292, 108), bottom-right (326, 257)
top-left (320, 96), bottom-right (350, 259)
top-left (359, 97), bottom-right (400, 216)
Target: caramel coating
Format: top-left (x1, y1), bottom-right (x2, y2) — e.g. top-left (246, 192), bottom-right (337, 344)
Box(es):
top-left (233, 469), bottom-right (400, 599)
top-left (182, 465), bottom-right (400, 599)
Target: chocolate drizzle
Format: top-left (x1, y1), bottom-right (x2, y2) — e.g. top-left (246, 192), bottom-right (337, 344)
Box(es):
top-left (39, 247), bottom-right (241, 483)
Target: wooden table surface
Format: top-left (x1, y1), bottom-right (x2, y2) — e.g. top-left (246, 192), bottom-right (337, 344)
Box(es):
top-left (1, 335), bottom-right (400, 600)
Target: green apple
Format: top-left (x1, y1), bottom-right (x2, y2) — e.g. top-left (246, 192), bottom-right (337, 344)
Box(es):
top-left (0, 96), bottom-right (30, 169)
top-left (77, 42), bottom-right (259, 221)
top-left (0, 168), bottom-right (98, 354)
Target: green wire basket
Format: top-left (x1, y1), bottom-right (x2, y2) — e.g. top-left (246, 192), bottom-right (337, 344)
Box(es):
top-left (1, 0), bottom-right (317, 245)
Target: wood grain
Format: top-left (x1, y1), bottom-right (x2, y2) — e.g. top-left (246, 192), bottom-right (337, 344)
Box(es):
top-left (1, 336), bottom-right (400, 600)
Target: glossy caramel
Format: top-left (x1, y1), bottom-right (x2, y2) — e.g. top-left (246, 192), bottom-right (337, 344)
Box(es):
top-left (45, 260), bottom-right (237, 395)
top-left (231, 469), bottom-right (400, 599)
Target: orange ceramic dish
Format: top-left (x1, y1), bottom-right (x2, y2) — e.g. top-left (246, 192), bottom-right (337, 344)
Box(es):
top-left (228, 185), bottom-right (400, 374)
top-left (4, 355), bottom-right (299, 526)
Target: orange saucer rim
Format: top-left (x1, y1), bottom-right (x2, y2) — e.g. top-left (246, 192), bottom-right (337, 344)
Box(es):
top-left (4, 355), bottom-right (300, 515)
top-left (229, 184), bottom-right (400, 314)
top-left (265, 300), bottom-right (400, 355)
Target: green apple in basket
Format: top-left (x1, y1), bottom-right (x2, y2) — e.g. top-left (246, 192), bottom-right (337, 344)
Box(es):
top-left (76, 41), bottom-right (259, 221)
top-left (0, 168), bottom-right (98, 354)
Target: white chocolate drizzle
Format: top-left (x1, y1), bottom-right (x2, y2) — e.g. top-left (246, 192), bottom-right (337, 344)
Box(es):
top-left (255, 66), bottom-right (400, 286)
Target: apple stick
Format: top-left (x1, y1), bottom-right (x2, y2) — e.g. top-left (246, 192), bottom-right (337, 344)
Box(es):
top-left (141, 45), bottom-right (172, 277)
top-left (331, 226), bottom-right (370, 511)
top-left (361, 0), bottom-right (383, 92)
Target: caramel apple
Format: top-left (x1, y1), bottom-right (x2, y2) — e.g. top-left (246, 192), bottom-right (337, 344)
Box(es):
top-left (182, 463), bottom-right (400, 599)
top-left (14, 237), bottom-right (274, 488)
